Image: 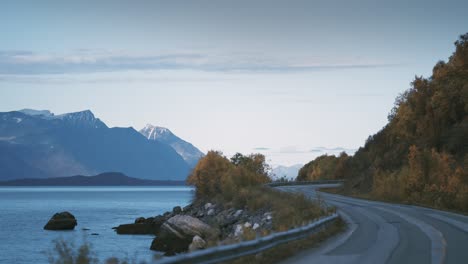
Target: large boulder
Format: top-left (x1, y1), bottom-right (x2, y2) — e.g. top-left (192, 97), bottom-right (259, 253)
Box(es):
top-left (150, 215), bottom-right (218, 255)
top-left (44, 212), bottom-right (77, 230)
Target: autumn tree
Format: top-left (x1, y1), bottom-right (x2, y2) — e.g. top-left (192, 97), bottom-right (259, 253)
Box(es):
top-left (187, 151), bottom-right (271, 201)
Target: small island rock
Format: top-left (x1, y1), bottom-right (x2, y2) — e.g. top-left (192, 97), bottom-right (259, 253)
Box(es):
top-left (44, 211), bottom-right (77, 230)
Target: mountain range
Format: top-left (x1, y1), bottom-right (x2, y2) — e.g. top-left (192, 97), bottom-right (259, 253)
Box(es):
top-left (0, 109), bottom-right (204, 181)
top-left (0, 172), bottom-right (185, 186)
top-left (271, 164), bottom-right (302, 180)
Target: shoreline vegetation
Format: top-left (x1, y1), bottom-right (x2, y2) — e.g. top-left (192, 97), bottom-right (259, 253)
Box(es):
top-left (297, 33), bottom-right (468, 214)
top-left (48, 152), bottom-right (338, 263)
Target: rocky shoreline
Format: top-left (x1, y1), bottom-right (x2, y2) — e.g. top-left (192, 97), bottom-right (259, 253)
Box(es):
top-left (114, 201), bottom-right (274, 255)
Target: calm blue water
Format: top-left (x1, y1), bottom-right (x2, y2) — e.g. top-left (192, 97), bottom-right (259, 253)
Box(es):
top-left (0, 186), bottom-right (193, 264)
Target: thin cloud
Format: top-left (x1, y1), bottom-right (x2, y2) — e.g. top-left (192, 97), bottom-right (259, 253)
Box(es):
top-left (253, 147), bottom-right (270, 151)
top-left (309, 147), bottom-right (357, 154)
top-left (0, 49), bottom-right (399, 75)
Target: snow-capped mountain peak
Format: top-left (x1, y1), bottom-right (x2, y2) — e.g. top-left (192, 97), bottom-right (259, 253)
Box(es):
top-left (19, 109), bottom-right (54, 118)
top-left (139, 124), bottom-right (204, 168)
top-left (55, 110), bottom-right (107, 128)
top-left (141, 124), bottom-right (173, 140)
top-left (55, 110), bottom-right (95, 121)
top-left (19, 109), bottom-right (106, 129)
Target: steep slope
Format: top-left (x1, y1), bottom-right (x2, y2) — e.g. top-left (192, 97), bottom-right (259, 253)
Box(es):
top-left (0, 110), bottom-right (190, 180)
top-left (140, 124), bottom-right (204, 168)
top-left (298, 33), bottom-right (468, 212)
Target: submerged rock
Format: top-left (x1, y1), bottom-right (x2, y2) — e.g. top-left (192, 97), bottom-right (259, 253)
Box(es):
top-left (150, 215), bottom-right (218, 255)
top-left (44, 211), bottom-right (77, 230)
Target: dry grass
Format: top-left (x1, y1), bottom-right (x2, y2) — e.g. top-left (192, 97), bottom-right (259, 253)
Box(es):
top-left (48, 239), bottom-right (142, 264)
top-left (48, 239), bottom-right (98, 264)
top-left (228, 186), bottom-right (331, 231)
top-left (226, 218), bottom-right (345, 264)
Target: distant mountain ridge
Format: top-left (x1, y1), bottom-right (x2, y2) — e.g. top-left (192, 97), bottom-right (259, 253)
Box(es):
top-left (140, 124), bottom-right (204, 168)
top-left (0, 172), bottom-right (186, 186)
top-left (271, 164), bottom-right (303, 180)
top-left (0, 109), bottom-right (192, 181)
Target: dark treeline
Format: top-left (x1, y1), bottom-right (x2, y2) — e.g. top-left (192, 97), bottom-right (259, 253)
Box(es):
top-left (298, 33), bottom-right (468, 212)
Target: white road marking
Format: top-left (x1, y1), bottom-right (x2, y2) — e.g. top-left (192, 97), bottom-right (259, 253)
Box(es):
top-left (427, 213), bottom-right (468, 233)
top-left (377, 207), bottom-right (446, 264)
top-left (352, 206), bottom-right (399, 264)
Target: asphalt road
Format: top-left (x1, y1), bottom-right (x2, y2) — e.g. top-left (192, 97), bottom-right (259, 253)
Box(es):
top-left (278, 185), bottom-right (468, 264)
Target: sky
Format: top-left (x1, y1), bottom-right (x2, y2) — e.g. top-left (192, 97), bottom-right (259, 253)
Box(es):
top-left (1, 0), bottom-right (467, 166)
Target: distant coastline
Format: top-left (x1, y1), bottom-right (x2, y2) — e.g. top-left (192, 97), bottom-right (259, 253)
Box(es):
top-left (0, 172), bottom-right (186, 186)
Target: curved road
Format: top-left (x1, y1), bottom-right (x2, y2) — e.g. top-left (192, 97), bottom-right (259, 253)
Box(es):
top-left (278, 185), bottom-right (468, 264)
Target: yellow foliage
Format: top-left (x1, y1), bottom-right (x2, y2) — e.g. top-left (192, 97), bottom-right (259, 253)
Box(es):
top-left (187, 151), bottom-right (271, 200)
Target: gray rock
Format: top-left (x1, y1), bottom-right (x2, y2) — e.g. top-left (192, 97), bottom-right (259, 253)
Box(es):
top-left (234, 224), bottom-right (243, 237)
top-left (135, 217), bottom-right (146, 224)
top-left (204, 203), bottom-right (213, 210)
top-left (234, 210), bottom-right (243, 218)
top-left (207, 208), bottom-right (215, 216)
top-left (44, 212), bottom-right (77, 230)
top-left (188, 235), bottom-right (206, 252)
top-left (152, 215), bottom-right (166, 226)
top-left (183, 204), bottom-right (193, 213)
top-left (173, 206), bottom-right (182, 215)
top-left (151, 215), bottom-right (218, 254)
top-left (163, 211), bottom-right (173, 218)
top-left (253, 223), bottom-right (260, 230)
top-left (214, 210), bottom-right (237, 228)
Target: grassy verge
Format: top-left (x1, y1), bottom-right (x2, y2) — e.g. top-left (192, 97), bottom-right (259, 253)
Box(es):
top-left (226, 218), bottom-right (345, 264)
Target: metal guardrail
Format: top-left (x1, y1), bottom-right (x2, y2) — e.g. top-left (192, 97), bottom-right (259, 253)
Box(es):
top-left (155, 213), bottom-right (339, 264)
top-left (266, 179), bottom-right (345, 187)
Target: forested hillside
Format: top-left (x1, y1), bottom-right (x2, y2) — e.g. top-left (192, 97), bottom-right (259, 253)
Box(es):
top-left (297, 153), bottom-right (349, 181)
top-left (298, 33), bottom-right (468, 212)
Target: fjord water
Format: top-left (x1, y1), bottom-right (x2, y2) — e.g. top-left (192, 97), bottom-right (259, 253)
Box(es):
top-left (0, 186), bottom-right (193, 264)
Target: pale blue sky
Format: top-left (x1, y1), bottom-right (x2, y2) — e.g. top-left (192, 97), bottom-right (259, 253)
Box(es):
top-left (1, 0), bottom-right (467, 165)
